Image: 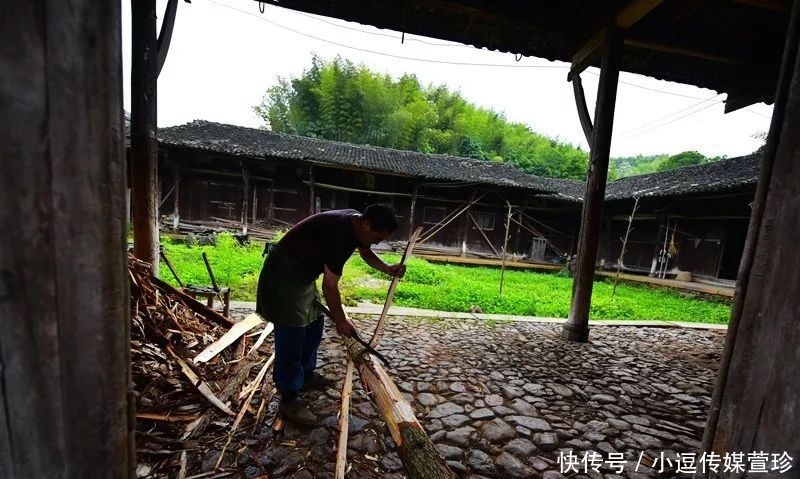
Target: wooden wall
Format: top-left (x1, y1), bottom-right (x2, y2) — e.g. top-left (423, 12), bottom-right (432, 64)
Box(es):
top-left (158, 148), bottom-right (578, 262)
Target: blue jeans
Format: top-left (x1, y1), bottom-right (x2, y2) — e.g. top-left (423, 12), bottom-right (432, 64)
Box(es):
top-left (273, 317), bottom-right (325, 395)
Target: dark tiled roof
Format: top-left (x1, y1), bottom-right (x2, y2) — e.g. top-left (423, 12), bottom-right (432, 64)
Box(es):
top-left (156, 120), bottom-right (759, 203)
top-left (158, 120), bottom-right (582, 198)
top-left (605, 154), bottom-right (761, 201)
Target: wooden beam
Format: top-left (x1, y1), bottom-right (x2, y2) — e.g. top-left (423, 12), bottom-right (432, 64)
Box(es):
top-left (624, 37), bottom-right (740, 65)
top-left (569, 72), bottom-right (594, 145)
top-left (131, 0), bottom-right (160, 274)
top-left (563, 27), bottom-right (623, 343)
top-left (0, 1), bottom-right (132, 476)
top-left (156, 0), bottom-right (179, 77)
top-left (467, 212), bottom-right (501, 257)
top-left (571, 0), bottom-right (663, 73)
top-left (702, 0), bottom-right (799, 461)
top-left (241, 163), bottom-right (249, 234)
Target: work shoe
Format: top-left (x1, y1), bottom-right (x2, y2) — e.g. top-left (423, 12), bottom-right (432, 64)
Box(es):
top-left (302, 372), bottom-right (335, 391)
top-left (279, 398), bottom-right (318, 426)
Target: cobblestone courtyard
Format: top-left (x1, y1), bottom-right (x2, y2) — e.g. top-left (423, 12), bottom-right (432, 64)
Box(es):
top-left (230, 312), bottom-right (725, 478)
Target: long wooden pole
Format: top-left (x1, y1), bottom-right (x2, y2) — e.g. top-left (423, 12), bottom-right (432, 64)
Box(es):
top-left (131, 0), bottom-right (160, 275)
top-left (334, 361), bottom-right (355, 479)
top-left (612, 196), bottom-right (640, 296)
top-left (369, 227), bottom-right (423, 347)
top-left (563, 26), bottom-right (622, 343)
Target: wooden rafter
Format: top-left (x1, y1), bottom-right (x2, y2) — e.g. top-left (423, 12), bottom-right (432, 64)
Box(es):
top-left (571, 0), bottom-right (664, 73)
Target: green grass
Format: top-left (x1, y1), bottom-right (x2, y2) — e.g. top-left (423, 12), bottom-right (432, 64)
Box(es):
top-left (160, 233), bottom-right (731, 323)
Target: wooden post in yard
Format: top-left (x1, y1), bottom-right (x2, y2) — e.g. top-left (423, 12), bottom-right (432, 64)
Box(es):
top-left (308, 165), bottom-right (315, 216)
top-left (131, 0), bottom-right (159, 274)
top-left (0, 0), bottom-right (133, 476)
top-left (562, 27), bottom-right (622, 343)
top-left (408, 182), bottom-right (419, 239)
top-left (499, 201), bottom-right (513, 295)
top-left (172, 164), bottom-right (180, 230)
top-left (241, 163), bottom-right (249, 234)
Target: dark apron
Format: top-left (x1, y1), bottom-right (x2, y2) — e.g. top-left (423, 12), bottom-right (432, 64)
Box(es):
top-left (256, 242), bottom-right (318, 327)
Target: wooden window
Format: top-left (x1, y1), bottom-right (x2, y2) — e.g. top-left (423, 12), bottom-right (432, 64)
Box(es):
top-left (423, 206), bottom-right (447, 224)
top-left (472, 212), bottom-right (495, 231)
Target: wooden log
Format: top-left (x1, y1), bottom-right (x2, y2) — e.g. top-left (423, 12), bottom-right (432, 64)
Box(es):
top-left (563, 26), bottom-right (622, 343)
top-left (369, 226), bottom-right (423, 347)
top-left (316, 303), bottom-right (454, 479)
top-left (347, 343), bottom-right (455, 479)
top-left (499, 202), bottom-right (513, 295)
top-left (0, 0), bottom-right (132, 476)
top-left (334, 361), bottom-right (355, 479)
top-left (194, 313), bottom-right (263, 363)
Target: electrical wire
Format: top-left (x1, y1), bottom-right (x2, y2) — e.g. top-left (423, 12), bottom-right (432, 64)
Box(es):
top-left (621, 95), bottom-right (724, 139)
top-left (208, 0), bottom-right (566, 69)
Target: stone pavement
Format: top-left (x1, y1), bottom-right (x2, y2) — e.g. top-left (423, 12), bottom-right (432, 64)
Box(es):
top-left (227, 309), bottom-right (724, 478)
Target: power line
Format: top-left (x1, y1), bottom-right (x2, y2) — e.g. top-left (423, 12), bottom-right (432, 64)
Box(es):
top-left (210, 0), bottom-right (567, 69)
top-left (214, 1), bottom-right (724, 102)
top-left (621, 95), bottom-right (724, 139)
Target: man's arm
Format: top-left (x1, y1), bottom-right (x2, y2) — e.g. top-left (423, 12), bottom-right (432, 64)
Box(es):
top-left (321, 265), bottom-right (356, 336)
top-left (358, 247), bottom-right (406, 277)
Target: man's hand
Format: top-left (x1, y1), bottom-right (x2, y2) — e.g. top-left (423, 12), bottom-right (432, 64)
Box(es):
top-left (335, 316), bottom-right (356, 337)
top-left (385, 263), bottom-right (407, 278)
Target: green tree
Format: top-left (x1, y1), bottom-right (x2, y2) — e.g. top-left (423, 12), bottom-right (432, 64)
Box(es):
top-left (254, 55), bottom-right (590, 179)
top-left (657, 151), bottom-right (708, 172)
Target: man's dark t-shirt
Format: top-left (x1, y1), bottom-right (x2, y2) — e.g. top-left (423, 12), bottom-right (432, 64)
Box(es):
top-left (278, 209), bottom-right (361, 279)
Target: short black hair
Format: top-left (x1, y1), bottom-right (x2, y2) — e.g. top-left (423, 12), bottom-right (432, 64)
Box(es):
top-left (363, 203), bottom-right (399, 233)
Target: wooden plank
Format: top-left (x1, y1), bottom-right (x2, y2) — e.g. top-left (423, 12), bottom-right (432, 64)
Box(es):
top-left (0, 0), bottom-right (131, 476)
top-left (131, 0), bottom-right (160, 274)
top-left (153, 276), bottom-right (235, 326)
top-left (369, 227), bottom-right (423, 347)
top-left (334, 361), bottom-right (355, 479)
top-left (193, 313), bottom-right (263, 364)
top-left (564, 27), bottom-right (623, 342)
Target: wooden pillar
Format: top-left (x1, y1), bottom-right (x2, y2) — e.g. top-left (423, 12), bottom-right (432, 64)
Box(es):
top-left (408, 182), bottom-right (419, 239)
top-left (702, 0), bottom-right (800, 468)
top-left (562, 27), bottom-right (622, 343)
top-left (172, 164), bottom-right (180, 230)
top-left (308, 165), bottom-right (315, 216)
top-left (241, 163), bottom-right (249, 234)
top-left (0, 0), bottom-right (132, 476)
top-left (131, 0), bottom-right (159, 274)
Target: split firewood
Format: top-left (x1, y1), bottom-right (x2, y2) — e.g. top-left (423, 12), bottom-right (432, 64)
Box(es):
top-left (247, 321), bottom-right (275, 355)
top-left (334, 360), bottom-right (355, 479)
top-left (167, 345), bottom-right (235, 416)
top-left (194, 313), bottom-right (263, 363)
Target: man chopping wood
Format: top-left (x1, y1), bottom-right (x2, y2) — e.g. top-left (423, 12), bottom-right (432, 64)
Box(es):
top-left (256, 204), bottom-right (405, 425)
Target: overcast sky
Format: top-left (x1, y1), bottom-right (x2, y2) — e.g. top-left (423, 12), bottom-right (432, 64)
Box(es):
top-left (121, 0), bottom-right (774, 158)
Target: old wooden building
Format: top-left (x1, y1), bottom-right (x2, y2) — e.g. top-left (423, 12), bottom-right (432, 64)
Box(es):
top-left (598, 153), bottom-right (760, 282)
top-left (155, 120), bottom-right (583, 263)
top-left (153, 120), bottom-right (758, 283)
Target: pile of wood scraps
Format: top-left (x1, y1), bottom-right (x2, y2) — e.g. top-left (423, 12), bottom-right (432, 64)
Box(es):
top-left (129, 254), bottom-right (278, 479)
